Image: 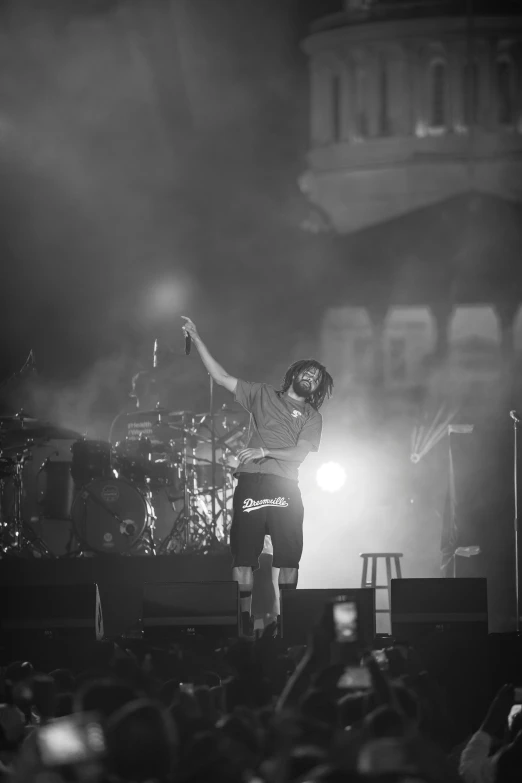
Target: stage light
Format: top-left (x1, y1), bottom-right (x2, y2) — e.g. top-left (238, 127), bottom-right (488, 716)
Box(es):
top-left (316, 461), bottom-right (346, 493)
top-left (142, 276), bottom-right (192, 325)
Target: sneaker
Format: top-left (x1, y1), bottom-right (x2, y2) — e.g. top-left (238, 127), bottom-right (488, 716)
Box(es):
top-left (240, 611), bottom-right (254, 638)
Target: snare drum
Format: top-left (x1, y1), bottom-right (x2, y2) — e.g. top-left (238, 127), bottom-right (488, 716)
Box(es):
top-left (71, 477), bottom-right (153, 554)
top-left (71, 439), bottom-right (112, 485)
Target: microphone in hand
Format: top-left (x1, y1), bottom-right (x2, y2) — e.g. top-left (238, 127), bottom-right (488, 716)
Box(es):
top-left (181, 316), bottom-right (198, 356)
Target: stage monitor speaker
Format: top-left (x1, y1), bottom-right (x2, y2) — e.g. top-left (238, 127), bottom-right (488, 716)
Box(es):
top-left (141, 581), bottom-right (239, 640)
top-left (391, 578), bottom-right (488, 643)
top-left (0, 582), bottom-right (104, 638)
top-left (280, 588), bottom-right (375, 647)
top-left (0, 583), bottom-right (104, 670)
top-left (390, 578), bottom-right (489, 733)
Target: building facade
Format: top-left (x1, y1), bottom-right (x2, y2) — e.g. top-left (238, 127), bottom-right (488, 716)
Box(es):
top-left (300, 0), bottom-right (522, 420)
top-left (301, 0), bottom-right (522, 233)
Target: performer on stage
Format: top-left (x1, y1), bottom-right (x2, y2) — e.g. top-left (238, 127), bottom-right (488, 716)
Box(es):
top-left (181, 316), bottom-right (333, 636)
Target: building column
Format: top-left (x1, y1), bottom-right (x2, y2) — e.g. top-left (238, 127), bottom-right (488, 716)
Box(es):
top-left (395, 43), bottom-right (411, 136)
top-left (366, 46), bottom-right (380, 138)
top-left (447, 40), bottom-right (462, 132)
top-left (367, 302), bottom-right (389, 391)
top-left (495, 302), bottom-right (519, 403)
top-left (430, 302), bottom-right (453, 364)
top-left (343, 55), bottom-right (357, 141)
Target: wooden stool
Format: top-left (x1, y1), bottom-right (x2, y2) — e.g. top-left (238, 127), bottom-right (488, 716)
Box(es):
top-left (360, 552), bottom-right (403, 631)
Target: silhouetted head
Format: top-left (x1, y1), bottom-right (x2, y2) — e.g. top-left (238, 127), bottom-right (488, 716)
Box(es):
top-left (130, 370), bottom-right (159, 410)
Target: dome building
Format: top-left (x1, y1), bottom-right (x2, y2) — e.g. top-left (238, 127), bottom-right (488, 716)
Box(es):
top-left (302, 0), bottom-right (522, 232)
top-left (300, 0), bottom-right (522, 420)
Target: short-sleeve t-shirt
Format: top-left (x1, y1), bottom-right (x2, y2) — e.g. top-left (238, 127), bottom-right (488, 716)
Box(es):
top-left (234, 380), bottom-right (322, 482)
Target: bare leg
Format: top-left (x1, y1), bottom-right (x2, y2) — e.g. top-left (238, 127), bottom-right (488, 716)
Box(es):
top-left (278, 566), bottom-right (298, 587)
top-left (270, 566), bottom-right (280, 619)
top-left (270, 566), bottom-right (298, 623)
top-left (232, 565), bottom-right (253, 614)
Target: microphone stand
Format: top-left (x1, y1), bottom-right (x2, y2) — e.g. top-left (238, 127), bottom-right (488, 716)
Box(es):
top-left (511, 410), bottom-right (521, 633)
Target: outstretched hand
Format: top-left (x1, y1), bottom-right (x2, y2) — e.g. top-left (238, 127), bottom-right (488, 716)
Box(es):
top-left (181, 316), bottom-right (200, 342)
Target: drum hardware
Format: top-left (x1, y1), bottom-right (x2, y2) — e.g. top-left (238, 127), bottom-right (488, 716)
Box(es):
top-left (0, 443), bottom-right (54, 558)
top-left (0, 397), bottom-right (248, 558)
top-left (0, 412), bottom-right (82, 445)
top-left (70, 438), bottom-right (113, 485)
top-left (155, 399), bottom-right (248, 555)
top-left (71, 477), bottom-right (156, 556)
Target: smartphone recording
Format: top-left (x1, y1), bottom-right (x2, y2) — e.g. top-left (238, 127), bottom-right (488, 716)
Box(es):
top-left (37, 714), bottom-right (106, 767)
top-left (337, 665), bottom-right (371, 690)
top-left (371, 649), bottom-right (389, 670)
top-left (509, 704), bottom-right (522, 728)
top-left (332, 599), bottom-right (358, 643)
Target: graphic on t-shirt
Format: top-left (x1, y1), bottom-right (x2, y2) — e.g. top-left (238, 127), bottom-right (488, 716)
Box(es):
top-left (291, 410), bottom-right (302, 418)
top-left (242, 497), bottom-right (289, 513)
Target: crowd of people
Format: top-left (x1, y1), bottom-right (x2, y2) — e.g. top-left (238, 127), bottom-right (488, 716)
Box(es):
top-left (1, 616), bottom-right (521, 783)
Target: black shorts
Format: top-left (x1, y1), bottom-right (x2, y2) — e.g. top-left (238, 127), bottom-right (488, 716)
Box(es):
top-left (230, 472), bottom-right (304, 571)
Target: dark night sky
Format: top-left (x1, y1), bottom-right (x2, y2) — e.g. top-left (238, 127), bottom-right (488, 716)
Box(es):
top-left (0, 0), bottom-right (340, 424)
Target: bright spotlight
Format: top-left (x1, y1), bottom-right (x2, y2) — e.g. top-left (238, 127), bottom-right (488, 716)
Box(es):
top-left (142, 276), bottom-right (192, 325)
top-left (316, 462), bottom-right (346, 493)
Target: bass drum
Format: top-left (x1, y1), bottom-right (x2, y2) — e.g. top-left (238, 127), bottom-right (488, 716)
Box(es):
top-left (71, 477), bottom-right (153, 554)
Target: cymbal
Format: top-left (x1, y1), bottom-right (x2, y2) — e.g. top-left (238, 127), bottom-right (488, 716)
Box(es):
top-left (0, 410), bottom-right (37, 422)
top-left (128, 409), bottom-right (164, 418)
top-left (195, 408), bottom-right (248, 419)
top-left (0, 423), bottom-right (82, 442)
top-left (0, 415), bottom-right (39, 430)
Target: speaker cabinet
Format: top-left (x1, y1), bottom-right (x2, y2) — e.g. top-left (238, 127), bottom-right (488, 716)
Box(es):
top-left (0, 582), bottom-right (103, 637)
top-left (0, 583), bottom-right (104, 669)
top-left (391, 578), bottom-right (488, 642)
top-left (280, 588), bottom-right (375, 647)
top-left (141, 581), bottom-right (239, 640)
top-left (391, 578), bottom-right (489, 733)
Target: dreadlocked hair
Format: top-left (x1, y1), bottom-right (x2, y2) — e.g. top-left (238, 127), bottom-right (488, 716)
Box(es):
top-left (279, 359), bottom-right (333, 411)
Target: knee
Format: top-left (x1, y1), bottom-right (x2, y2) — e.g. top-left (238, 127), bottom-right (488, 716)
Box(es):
top-left (278, 567), bottom-right (298, 587)
top-left (233, 566), bottom-right (253, 586)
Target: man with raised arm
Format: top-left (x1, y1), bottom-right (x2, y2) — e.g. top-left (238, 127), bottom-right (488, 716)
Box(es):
top-left (181, 316), bottom-right (333, 637)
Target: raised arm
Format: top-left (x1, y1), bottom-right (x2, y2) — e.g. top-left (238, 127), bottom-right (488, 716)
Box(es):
top-left (181, 316), bottom-right (237, 394)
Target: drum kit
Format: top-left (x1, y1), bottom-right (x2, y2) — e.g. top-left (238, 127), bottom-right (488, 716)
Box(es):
top-left (0, 406), bottom-right (249, 558)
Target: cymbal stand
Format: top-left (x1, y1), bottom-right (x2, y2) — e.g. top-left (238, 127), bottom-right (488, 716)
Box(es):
top-left (0, 476), bottom-right (8, 550)
top-left (219, 446), bottom-right (235, 543)
top-left (165, 413), bottom-right (190, 554)
top-left (158, 413), bottom-right (209, 553)
top-left (210, 376), bottom-right (217, 532)
top-left (1, 448), bottom-right (53, 558)
top-left (186, 421), bottom-right (223, 551)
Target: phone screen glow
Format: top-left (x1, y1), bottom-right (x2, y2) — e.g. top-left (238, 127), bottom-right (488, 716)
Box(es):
top-left (332, 600), bottom-right (358, 642)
